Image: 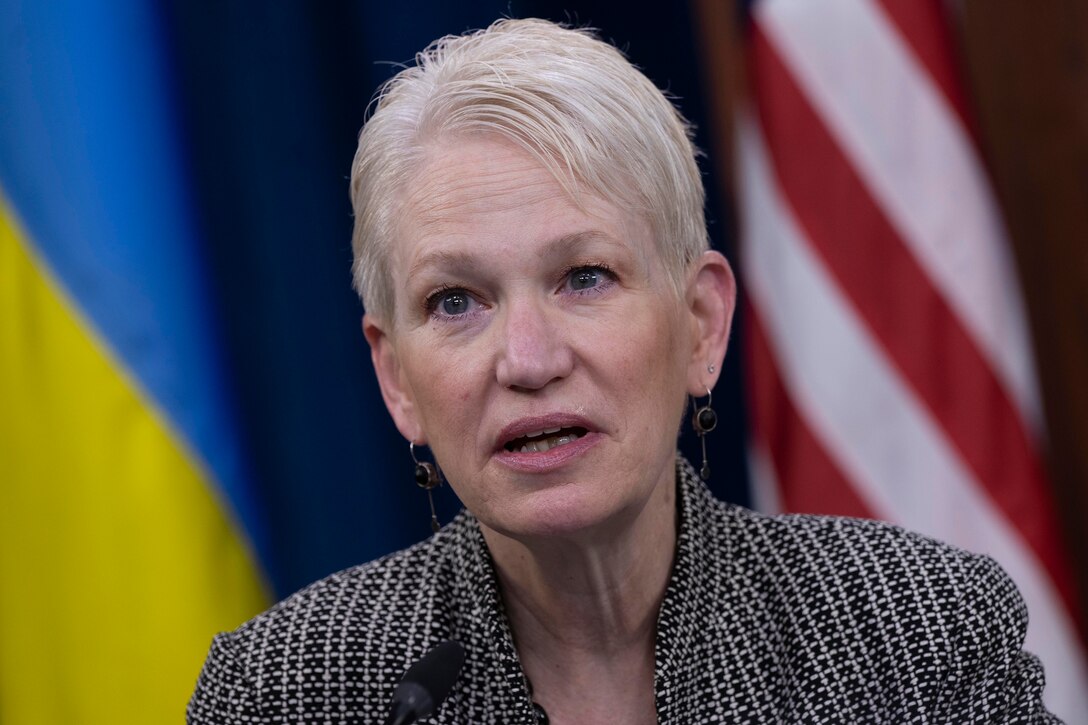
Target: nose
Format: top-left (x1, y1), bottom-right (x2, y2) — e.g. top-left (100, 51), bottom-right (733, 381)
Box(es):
top-left (494, 296), bottom-right (574, 391)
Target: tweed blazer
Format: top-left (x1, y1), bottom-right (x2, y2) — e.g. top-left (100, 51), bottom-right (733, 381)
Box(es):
top-left (188, 459), bottom-right (1059, 723)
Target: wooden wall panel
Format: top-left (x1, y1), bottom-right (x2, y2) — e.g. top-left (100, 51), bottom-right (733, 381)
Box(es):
top-left (958, 0), bottom-right (1088, 626)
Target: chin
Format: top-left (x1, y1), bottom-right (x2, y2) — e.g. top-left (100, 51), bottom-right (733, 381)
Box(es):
top-left (484, 485), bottom-right (634, 543)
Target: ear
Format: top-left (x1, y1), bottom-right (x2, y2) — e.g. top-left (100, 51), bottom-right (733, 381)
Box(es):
top-left (362, 314), bottom-right (426, 443)
top-left (684, 250), bottom-right (737, 395)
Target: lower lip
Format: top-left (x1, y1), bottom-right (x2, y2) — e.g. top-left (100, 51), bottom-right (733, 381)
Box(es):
top-left (493, 432), bottom-right (602, 473)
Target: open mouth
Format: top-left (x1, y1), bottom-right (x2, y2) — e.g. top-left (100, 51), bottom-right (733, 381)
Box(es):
top-left (503, 426), bottom-right (589, 453)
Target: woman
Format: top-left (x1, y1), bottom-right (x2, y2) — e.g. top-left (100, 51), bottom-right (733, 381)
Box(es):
top-left (189, 18), bottom-right (1057, 724)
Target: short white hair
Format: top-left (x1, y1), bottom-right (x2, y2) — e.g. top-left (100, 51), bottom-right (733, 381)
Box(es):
top-left (350, 17), bottom-right (708, 322)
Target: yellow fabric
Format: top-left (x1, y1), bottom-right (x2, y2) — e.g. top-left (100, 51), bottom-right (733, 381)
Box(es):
top-left (0, 198), bottom-right (269, 723)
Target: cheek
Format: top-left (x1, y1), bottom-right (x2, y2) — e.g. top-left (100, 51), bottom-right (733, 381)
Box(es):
top-left (596, 304), bottom-right (689, 427)
top-left (417, 375), bottom-right (472, 422)
top-left (645, 315), bottom-right (691, 424)
top-left (624, 306), bottom-right (687, 380)
top-left (406, 342), bottom-right (485, 434)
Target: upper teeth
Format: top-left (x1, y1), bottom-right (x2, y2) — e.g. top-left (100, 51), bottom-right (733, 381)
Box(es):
top-left (524, 427), bottom-right (561, 438)
top-left (518, 430), bottom-right (580, 453)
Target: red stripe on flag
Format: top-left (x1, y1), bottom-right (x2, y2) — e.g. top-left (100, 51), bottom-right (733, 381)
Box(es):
top-left (748, 23), bottom-right (1080, 619)
top-left (874, 0), bottom-right (975, 136)
top-left (745, 307), bottom-right (874, 519)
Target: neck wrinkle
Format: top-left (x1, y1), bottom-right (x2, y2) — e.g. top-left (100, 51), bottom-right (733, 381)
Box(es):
top-left (480, 458), bottom-right (678, 659)
top-left (455, 455), bottom-right (724, 722)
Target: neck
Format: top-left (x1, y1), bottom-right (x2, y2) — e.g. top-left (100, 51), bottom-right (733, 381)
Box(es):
top-left (479, 462), bottom-right (678, 723)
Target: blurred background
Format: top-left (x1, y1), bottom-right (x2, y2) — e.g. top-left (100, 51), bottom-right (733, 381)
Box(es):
top-left (2, 0), bottom-right (1086, 722)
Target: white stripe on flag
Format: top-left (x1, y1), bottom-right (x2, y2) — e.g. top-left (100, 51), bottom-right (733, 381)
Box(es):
top-left (738, 113), bottom-right (1088, 718)
top-left (755, 0), bottom-right (1043, 432)
top-left (747, 441), bottom-right (783, 515)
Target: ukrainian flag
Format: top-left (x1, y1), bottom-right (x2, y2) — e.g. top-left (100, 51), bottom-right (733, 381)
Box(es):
top-left (1, 3), bottom-right (269, 721)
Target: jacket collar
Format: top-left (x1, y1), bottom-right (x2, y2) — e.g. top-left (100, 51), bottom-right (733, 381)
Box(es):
top-left (654, 457), bottom-right (736, 721)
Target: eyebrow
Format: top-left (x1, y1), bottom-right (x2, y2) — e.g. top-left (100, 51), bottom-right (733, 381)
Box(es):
top-left (406, 230), bottom-right (625, 279)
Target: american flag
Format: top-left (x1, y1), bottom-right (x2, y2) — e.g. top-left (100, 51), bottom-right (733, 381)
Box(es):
top-left (737, 0), bottom-right (1088, 718)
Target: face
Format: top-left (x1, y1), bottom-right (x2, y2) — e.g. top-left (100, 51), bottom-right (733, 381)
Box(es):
top-left (366, 135), bottom-right (723, 543)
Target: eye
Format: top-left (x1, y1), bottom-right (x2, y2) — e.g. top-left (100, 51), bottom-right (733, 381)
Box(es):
top-left (564, 265), bottom-right (614, 293)
top-left (439, 290), bottom-right (470, 315)
top-left (425, 287), bottom-right (479, 319)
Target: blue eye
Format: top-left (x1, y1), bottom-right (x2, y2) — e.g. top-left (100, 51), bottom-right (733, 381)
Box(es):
top-left (565, 265), bottom-right (614, 293)
top-left (440, 291), bottom-right (470, 315)
top-left (570, 268), bottom-right (601, 291)
top-left (426, 287), bottom-right (479, 319)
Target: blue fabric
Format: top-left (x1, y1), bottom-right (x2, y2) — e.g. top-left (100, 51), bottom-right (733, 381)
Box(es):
top-left (0, 1), bottom-right (270, 574)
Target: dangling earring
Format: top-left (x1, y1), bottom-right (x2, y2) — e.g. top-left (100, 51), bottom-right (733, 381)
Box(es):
top-left (691, 386), bottom-right (717, 481)
top-left (410, 441), bottom-right (443, 533)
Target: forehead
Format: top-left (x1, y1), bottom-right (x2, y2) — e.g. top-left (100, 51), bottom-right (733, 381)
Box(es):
top-left (401, 137), bottom-right (561, 226)
top-left (391, 136), bottom-right (652, 269)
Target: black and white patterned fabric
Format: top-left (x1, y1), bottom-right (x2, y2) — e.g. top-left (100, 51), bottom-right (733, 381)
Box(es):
top-left (188, 458), bottom-right (1060, 723)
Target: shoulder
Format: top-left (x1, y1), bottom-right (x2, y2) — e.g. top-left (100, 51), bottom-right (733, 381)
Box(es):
top-left (675, 459), bottom-right (1017, 680)
top-left (242, 519), bottom-right (465, 646)
top-left (187, 514), bottom-right (481, 723)
top-left (716, 500), bottom-right (990, 609)
top-left (678, 458), bottom-right (988, 611)
top-left (726, 504), bottom-right (1036, 663)
top-left (701, 502), bottom-right (1054, 721)
top-left (715, 502), bottom-right (1030, 653)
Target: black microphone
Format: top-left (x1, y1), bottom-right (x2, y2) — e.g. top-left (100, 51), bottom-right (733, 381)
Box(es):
top-left (383, 640), bottom-right (465, 725)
